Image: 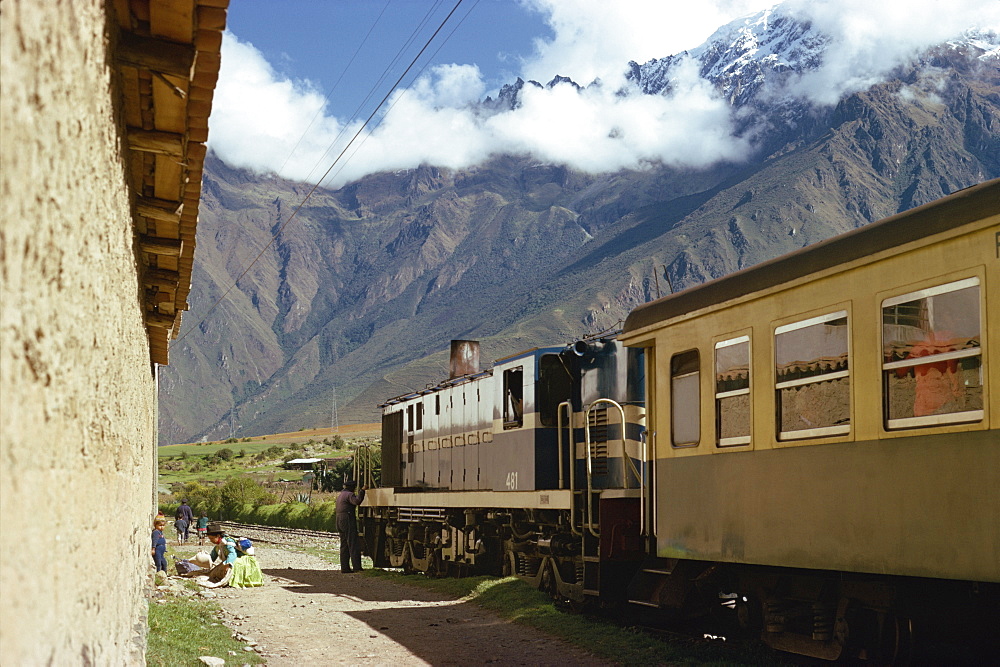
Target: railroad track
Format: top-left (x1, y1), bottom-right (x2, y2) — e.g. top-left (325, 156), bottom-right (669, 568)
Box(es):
top-left (217, 521), bottom-right (341, 546)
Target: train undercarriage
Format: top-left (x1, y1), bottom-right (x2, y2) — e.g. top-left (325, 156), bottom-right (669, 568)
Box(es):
top-left (359, 501), bottom-right (998, 663)
top-left (360, 490), bottom-right (645, 604)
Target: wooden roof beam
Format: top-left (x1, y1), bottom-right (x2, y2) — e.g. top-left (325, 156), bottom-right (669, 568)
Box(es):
top-left (128, 128), bottom-right (184, 156)
top-left (139, 235), bottom-right (182, 256)
top-left (116, 31), bottom-right (195, 77)
top-left (146, 311), bottom-right (178, 329)
top-left (137, 196), bottom-right (183, 222)
top-left (143, 267), bottom-right (181, 288)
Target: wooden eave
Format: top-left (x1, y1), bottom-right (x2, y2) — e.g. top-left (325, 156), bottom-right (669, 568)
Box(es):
top-left (113, 0), bottom-right (229, 365)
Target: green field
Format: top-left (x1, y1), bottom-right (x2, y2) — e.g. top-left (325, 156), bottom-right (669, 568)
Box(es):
top-left (157, 428), bottom-right (378, 490)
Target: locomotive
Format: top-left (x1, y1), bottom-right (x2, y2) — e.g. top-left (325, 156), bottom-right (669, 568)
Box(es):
top-left (359, 178), bottom-right (1000, 661)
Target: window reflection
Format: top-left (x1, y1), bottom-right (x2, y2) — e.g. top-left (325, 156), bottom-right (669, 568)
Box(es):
top-left (715, 336), bottom-right (750, 446)
top-left (774, 312), bottom-right (850, 439)
top-left (882, 279), bottom-right (982, 428)
top-left (671, 350), bottom-right (700, 446)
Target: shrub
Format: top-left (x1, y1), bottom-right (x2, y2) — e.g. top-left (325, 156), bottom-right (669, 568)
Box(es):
top-left (265, 445), bottom-right (283, 457)
top-left (328, 436), bottom-right (346, 450)
top-left (216, 447), bottom-right (234, 461)
top-left (237, 448), bottom-right (247, 458)
top-left (218, 476), bottom-right (275, 518)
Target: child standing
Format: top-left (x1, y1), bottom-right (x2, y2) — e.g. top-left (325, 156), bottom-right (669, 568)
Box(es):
top-left (151, 518), bottom-right (167, 573)
top-left (196, 514), bottom-right (209, 546)
top-left (173, 516), bottom-right (188, 545)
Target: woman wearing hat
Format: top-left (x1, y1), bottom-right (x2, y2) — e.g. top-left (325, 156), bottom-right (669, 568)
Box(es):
top-left (204, 523), bottom-right (264, 588)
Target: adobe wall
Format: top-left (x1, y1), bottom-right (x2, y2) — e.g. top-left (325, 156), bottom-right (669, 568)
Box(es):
top-left (1, 1), bottom-right (156, 664)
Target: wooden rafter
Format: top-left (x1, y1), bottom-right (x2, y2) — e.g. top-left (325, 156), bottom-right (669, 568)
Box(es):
top-left (114, 0), bottom-right (229, 365)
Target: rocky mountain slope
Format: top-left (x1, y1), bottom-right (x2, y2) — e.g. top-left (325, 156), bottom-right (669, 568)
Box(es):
top-left (158, 13), bottom-right (999, 444)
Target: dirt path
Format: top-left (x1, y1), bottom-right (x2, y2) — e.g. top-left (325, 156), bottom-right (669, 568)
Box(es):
top-left (184, 544), bottom-right (607, 666)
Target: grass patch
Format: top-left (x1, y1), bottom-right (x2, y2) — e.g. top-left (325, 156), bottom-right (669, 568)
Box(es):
top-left (146, 585), bottom-right (264, 667)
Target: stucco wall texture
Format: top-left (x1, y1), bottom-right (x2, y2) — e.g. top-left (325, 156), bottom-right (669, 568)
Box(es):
top-left (1, 1), bottom-right (157, 664)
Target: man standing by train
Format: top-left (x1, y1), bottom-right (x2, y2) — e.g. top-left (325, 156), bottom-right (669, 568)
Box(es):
top-left (336, 480), bottom-right (366, 573)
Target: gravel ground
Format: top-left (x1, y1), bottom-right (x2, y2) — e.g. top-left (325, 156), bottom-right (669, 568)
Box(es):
top-left (169, 540), bottom-right (608, 666)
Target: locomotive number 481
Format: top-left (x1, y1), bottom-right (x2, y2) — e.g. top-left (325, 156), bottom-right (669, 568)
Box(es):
top-left (505, 471), bottom-right (518, 490)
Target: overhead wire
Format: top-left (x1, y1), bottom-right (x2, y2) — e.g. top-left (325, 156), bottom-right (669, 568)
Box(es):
top-left (171, 0), bottom-right (467, 347)
top-left (273, 0), bottom-right (393, 179)
top-left (316, 0), bottom-right (482, 189)
top-left (297, 0), bottom-right (450, 186)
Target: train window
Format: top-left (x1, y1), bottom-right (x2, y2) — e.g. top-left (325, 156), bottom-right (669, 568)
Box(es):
top-left (775, 311), bottom-right (850, 440)
top-left (882, 277), bottom-right (983, 429)
top-left (538, 354), bottom-right (573, 427)
top-left (435, 394), bottom-right (440, 415)
top-left (503, 367), bottom-right (524, 429)
top-left (715, 336), bottom-right (750, 447)
top-left (671, 350), bottom-right (700, 447)
top-left (416, 402), bottom-right (423, 430)
top-left (406, 404), bottom-right (413, 432)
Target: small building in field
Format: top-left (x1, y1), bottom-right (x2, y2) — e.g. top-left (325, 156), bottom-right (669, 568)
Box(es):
top-left (285, 457), bottom-right (324, 470)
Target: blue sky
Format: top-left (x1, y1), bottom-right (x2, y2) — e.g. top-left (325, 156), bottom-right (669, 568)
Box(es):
top-left (226, 0), bottom-right (553, 121)
top-left (210, 0), bottom-right (1000, 189)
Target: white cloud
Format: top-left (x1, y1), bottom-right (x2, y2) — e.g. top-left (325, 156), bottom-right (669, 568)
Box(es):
top-left (209, 35), bottom-right (358, 183)
top-left (780, 0), bottom-right (1000, 104)
top-left (518, 0), bottom-right (774, 87)
top-left (208, 0), bottom-right (999, 188)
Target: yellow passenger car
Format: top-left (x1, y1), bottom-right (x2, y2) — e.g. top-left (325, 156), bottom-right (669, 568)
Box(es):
top-left (620, 178), bottom-right (999, 660)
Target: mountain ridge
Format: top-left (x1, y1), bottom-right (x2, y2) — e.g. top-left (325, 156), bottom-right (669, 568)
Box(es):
top-left (158, 14), bottom-right (1000, 444)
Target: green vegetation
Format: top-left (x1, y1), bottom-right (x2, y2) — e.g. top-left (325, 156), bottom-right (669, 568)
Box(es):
top-left (146, 584), bottom-right (263, 666)
top-left (156, 435), bottom-right (381, 490)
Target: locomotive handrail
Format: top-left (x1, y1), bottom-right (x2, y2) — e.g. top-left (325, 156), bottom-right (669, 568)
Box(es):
top-left (353, 443), bottom-right (375, 489)
top-left (583, 403), bottom-right (599, 537)
top-left (583, 398), bottom-right (642, 538)
top-left (557, 401), bottom-right (570, 490)
top-left (557, 401), bottom-right (581, 536)
top-left (640, 429), bottom-right (647, 537)
top-left (584, 399), bottom-right (629, 537)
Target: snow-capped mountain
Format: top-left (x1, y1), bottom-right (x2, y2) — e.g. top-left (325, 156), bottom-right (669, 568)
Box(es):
top-left (161, 6), bottom-right (1000, 443)
top-left (627, 5), bottom-right (999, 108)
top-left (628, 6), bottom-right (829, 106)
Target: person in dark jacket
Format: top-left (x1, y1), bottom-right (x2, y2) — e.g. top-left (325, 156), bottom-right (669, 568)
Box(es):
top-left (176, 500), bottom-right (194, 542)
top-left (335, 480), bottom-right (366, 573)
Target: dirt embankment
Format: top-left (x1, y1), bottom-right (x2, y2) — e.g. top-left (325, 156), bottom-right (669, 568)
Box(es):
top-left (175, 543), bottom-right (605, 666)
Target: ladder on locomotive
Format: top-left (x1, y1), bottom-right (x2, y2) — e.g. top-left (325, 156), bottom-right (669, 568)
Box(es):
top-left (558, 399), bottom-right (642, 597)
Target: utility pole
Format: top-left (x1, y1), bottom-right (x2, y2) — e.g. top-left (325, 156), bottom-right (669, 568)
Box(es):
top-left (331, 387), bottom-right (339, 436)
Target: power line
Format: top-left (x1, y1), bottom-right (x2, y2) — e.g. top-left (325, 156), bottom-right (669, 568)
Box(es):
top-left (273, 0), bottom-right (393, 179)
top-left (171, 0), bottom-right (467, 347)
top-left (312, 0), bottom-right (483, 190)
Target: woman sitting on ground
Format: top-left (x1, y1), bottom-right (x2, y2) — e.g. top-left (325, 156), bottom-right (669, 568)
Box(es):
top-left (204, 522), bottom-right (264, 588)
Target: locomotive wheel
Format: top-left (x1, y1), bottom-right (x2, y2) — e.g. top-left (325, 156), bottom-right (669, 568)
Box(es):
top-left (878, 613), bottom-right (914, 664)
top-left (735, 594), bottom-right (763, 638)
top-left (402, 545), bottom-right (415, 575)
top-left (502, 551), bottom-right (515, 578)
top-left (539, 561), bottom-right (556, 599)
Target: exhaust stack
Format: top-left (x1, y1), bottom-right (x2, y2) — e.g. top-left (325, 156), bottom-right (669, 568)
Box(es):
top-left (449, 340), bottom-right (480, 379)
